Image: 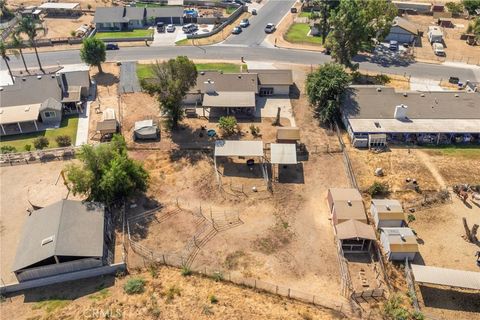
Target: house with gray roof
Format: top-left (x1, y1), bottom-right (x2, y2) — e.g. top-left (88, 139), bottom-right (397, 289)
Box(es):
top-left (385, 17), bottom-right (419, 44)
top-left (94, 6), bottom-right (183, 31)
top-left (341, 86), bottom-right (480, 148)
top-left (12, 200), bottom-right (108, 282)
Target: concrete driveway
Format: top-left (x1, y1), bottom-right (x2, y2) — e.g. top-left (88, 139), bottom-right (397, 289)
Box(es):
top-left (255, 96), bottom-right (295, 126)
top-left (152, 27), bottom-right (181, 46)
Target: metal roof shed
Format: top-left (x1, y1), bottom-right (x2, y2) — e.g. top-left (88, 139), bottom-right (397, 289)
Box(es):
top-left (411, 264), bottom-right (480, 291)
top-left (276, 127), bottom-right (300, 142)
top-left (214, 140), bottom-right (264, 157)
top-left (336, 219), bottom-right (377, 253)
top-left (270, 143), bottom-right (297, 164)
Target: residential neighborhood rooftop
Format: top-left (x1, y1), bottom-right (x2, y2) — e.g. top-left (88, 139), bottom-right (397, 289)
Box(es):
top-left (0, 75), bottom-right (62, 108)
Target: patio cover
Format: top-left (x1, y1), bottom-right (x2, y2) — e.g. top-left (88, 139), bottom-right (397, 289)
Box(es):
top-left (96, 119), bottom-right (117, 134)
top-left (277, 127), bottom-right (300, 141)
top-left (203, 92), bottom-right (255, 108)
top-left (0, 104), bottom-right (40, 124)
top-left (336, 219), bottom-right (376, 240)
top-left (411, 264), bottom-right (480, 290)
top-left (38, 3), bottom-right (80, 9)
top-left (270, 143), bottom-right (297, 164)
top-left (215, 140), bottom-right (263, 157)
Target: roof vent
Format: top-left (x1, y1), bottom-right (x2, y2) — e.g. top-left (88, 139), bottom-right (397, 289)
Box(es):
top-left (238, 75), bottom-right (242, 79)
top-left (376, 87), bottom-right (382, 92)
top-left (51, 75), bottom-right (56, 79)
top-left (25, 106), bottom-right (30, 112)
top-left (347, 200), bottom-right (352, 206)
top-left (200, 71), bottom-right (205, 75)
top-left (420, 93), bottom-right (425, 97)
top-left (386, 205), bottom-right (391, 211)
top-left (41, 235), bottom-right (54, 246)
top-left (455, 93), bottom-right (459, 97)
top-left (22, 78), bottom-right (26, 81)
top-left (37, 75), bottom-right (42, 79)
top-left (0, 87), bottom-right (3, 91)
top-left (374, 122), bottom-right (381, 128)
top-left (403, 92), bottom-right (408, 97)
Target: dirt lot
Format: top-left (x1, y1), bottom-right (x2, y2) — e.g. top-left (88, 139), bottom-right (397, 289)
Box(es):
top-left (405, 14), bottom-right (480, 65)
top-left (0, 266), bottom-right (345, 320)
top-left (8, 0), bottom-right (109, 10)
top-left (0, 160), bottom-right (82, 284)
top-left (409, 195), bottom-right (480, 320)
top-left (40, 13), bottom-right (93, 39)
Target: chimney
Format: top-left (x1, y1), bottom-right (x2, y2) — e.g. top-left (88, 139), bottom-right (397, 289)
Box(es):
top-left (347, 200), bottom-right (352, 206)
top-left (394, 104), bottom-right (408, 120)
top-left (204, 80), bottom-right (215, 94)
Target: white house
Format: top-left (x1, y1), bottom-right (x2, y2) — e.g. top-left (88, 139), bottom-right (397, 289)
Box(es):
top-left (380, 227), bottom-right (419, 261)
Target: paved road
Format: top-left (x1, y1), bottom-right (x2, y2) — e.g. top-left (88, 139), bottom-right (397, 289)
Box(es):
top-left (2, 46), bottom-right (478, 82)
top-left (224, 0), bottom-right (296, 46)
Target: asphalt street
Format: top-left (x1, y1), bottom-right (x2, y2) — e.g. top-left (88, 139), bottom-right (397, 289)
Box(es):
top-left (224, 0), bottom-right (296, 46)
top-left (3, 45), bottom-right (478, 82)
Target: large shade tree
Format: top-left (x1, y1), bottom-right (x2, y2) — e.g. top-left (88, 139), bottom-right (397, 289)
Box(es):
top-left (305, 63), bottom-right (351, 124)
top-left (16, 16), bottom-right (45, 73)
top-left (361, 0), bottom-right (398, 41)
top-left (65, 135), bottom-right (149, 206)
top-left (80, 37), bottom-right (106, 73)
top-left (140, 56), bottom-right (197, 129)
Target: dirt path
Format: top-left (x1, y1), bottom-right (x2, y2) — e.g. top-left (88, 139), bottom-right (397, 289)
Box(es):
top-left (415, 150), bottom-right (447, 189)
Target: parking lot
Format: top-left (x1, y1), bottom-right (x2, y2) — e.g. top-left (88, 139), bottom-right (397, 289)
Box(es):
top-left (151, 24), bottom-right (214, 46)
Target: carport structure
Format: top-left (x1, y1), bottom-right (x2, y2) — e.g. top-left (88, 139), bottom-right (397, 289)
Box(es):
top-left (269, 143), bottom-right (297, 181)
top-left (411, 264), bottom-right (480, 291)
top-left (214, 140), bottom-right (267, 184)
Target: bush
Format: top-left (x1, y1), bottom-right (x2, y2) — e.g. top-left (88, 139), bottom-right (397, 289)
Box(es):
top-left (33, 137), bottom-right (49, 150)
top-left (123, 278), bottom-right (145, 295)
top-left (0, 145), bottom-right (17, 154)
top-left (164, 285), bottom-right (181, 302)
top-left (24, 144), bottom-right (32, 151)
top-left (249, 124), bottom-right (261, 137)
top-left (209, 295), bottom-right (218, 304)
top-left (383, 294), bottom-right (409, 320)
top-left (211, 271), bottom-right (223, 282)
top-left (55, 135), bottom-right (72, 147)
top-left (411, 311), bottom-right (425, 320)
top-left (218, 116), bottom-right (237, 136)
top-left (375, 74), bottom-right (391, 84)
top-left (445, 2), bottom-right (464, 14)
top-left (407, 213), bottom-right (416, 223)
top-left (181, 266), bottom-right (192, 276)
top-left (87, 4), bottom-right (92, 9)
top-left (368, 181), bottom-right (389, 196)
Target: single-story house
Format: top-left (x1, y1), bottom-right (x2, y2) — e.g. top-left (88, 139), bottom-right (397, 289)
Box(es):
top-left (180, 69), bottom-right (293, 117)
top-left (341, 86), bottom-right (480, 148)
top-left (94, 6), bottom-right (184, 31)
top-left (248, 69), bottom-right (292, 96)
top-left (0, 66), bottom-right (90, 135)
top-left (327, 188), bottom-right (368, 225)
top-left (336, 219), bottom-right (377, 253)
top-left (380, 227), bottom-right (419, 261)
top-left (12, 200), bottom-right (108, 282)
top-left (392, 1), bottom-right (432, 14)
top-left (385, 16), bottom-right (419, 44)
top-left (371, 199), bottom-right (406, 228)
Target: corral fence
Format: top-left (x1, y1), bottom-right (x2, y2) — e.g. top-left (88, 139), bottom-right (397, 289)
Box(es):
top-left (404, 259), bottom-right (420, 312)
top-left (0, 146), bottom-right (78, 166)
top-left (0, 16), bottom-right (19, 40)
top-left (334, 122), bottom-right (358, 189)
top-left (403, 189), bottom-right (451, 211)
top-left (187, 5), bottom-right (247, 39)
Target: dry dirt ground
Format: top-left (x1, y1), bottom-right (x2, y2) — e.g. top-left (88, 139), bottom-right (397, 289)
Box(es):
top-left (40, 13), bottom-right (93, 39)
top-left (405, 14), bottom-right (480, 65)
top-left (409, 195), bottom-right (480, 320)
top-left (0, 160), bottom-right (82, 284)
top-left (8, 0), bottom-right (112, 10)
top-left (0, 267), bottom-right (346, 320)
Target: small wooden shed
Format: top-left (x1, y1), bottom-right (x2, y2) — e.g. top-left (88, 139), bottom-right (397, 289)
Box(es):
top-left (371, 199), bottom-right (406, 228)
top-left (327, 188), bottom-right (367, 225)
top-left (276, 127), bottom-right (300, 144)
top-left (380, 227), bottom-right (419, 261)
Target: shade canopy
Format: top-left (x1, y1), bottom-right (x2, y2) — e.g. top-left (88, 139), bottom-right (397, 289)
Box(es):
top-left (270, 143), bottom-right (297, 164)
top-left (202, 91), bottom-right (256, 108)
top-left (336, 219), bottom-right (376, 240)
top-left (411, 264), bottom-right (480, 291)
top-left (214, 140), bottom-right (264, 157)
top-left (276, 127), bottom-right (300, 141)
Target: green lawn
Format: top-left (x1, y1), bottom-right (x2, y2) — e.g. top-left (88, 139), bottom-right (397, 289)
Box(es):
top-left (226, 7), bottom-right (237, 15)
top-left (284, 23), bottom-right (322, 45)
top-left (136, 63), bottom-right (247, 81)
top-left (95, 29), bottom-right (153, 39)
top-left (0, 116), bottom-right (79, 152)
top-left (424, 146), bottom-right (480, 159)
top-left (298, 12), bottom-right (311, 18)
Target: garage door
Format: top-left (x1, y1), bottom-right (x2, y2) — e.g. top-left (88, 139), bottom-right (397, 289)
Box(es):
top-left (155, 17), bottom-right (181, 25)
top-left (385, 33), bottom-right (413, 43)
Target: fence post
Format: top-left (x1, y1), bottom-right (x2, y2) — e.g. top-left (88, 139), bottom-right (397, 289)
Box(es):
top-left (276, 285), bottom-right (278, 294)
top-left (312, 295), bottom-right (315, 305)
top-left (288, 288), bottom-right (290, 298)
top-left (162, 254), bottom-right (166, 265)
top-left (254, 279), bottom-right (256, 289)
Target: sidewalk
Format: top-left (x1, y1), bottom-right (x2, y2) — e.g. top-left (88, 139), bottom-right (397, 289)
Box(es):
top-left (75, 101), bottom-right (90, 147)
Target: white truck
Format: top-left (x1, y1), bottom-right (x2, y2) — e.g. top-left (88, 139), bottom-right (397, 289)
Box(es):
top-left (427, 26), bottom-right (443, 44)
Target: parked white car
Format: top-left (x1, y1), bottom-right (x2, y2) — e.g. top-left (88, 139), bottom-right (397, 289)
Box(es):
top-left (433, 42), bottom-right (445, 56)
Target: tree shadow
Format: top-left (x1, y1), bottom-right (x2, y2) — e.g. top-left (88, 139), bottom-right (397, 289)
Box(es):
top-left (92, 72), bottom-right (120, 87)
top-left (125, 195), bottom-right (163, 241)
top-left (353, 44), bottom-right (416, 68)
top-left (276, 163), bottom-right (305, 184)
top-left (419, 285), bottom-right (480, 313)
top-left (290, 83), bottom-right (301, 100)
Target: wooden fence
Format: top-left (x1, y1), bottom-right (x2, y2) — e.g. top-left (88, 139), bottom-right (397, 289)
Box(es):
top-left (0, 146), bottom-right (78, 166)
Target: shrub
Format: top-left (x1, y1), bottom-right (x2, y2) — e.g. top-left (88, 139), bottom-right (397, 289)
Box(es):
top-left (33, 137), bottom-right (49, 150)
top-left (164, 285), bottom-right (181, 302)
top-left (24, 144), bottom-right (32, 151)
top-left (368, 181), bottom-right (389, 196)
top-left (209, 295), bottom-right (218, 304)
top-left (445, 2), bottom-right (464, 15)
top-left (55, 135), bottom-right (72, 147)
top-left (211, 271), bottom-right (223, 282)
top-left (375, 74), bottom-right (391, 84)
top-left (149, 264), bottom-right (158, 278)
top-left (0, 145), bottom-right (17, 154)
top-left (411, 311), bottom-right (425, 320)
top-left (87, 4), bottom-right (92, 9)
top-left (383, 294), bottom-right (409, 320)
top-left (249, 124), bottom-right (260, 137)
top-left (218, 116), bottom-right (237, 136)
top-left (181, 266), bottom-right (192, 276)
top-left (407, 213), bottom-right (416, 223)
top-left (123, 278), bottom-right (145, 295)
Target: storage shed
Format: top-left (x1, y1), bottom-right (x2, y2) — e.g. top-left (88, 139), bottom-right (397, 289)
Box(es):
top-left (380, 227), bottom-right (419, 261)
top-left (371, 199), bottom-right (406, 228)
top-left (336, 219), bottom-right (377, 253)
top-left (276, 127), bottom-right (300, 143)
top-left (12, 200), bottom-right (106, 282)
top-left (327, 188), bottom-right (367, 225)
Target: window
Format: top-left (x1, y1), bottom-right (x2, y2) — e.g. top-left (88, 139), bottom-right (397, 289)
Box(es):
top-left (44, 111), bottom-right (56, 118)
top-left (260, 87), bottom-right (274, 96)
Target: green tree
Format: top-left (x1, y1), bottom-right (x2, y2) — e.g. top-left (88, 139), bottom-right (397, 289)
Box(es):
top-left (16, 16), bottom-right (45, 73)
top-left (55, 135), bottom-right (72, 147)
top-left (0, 40), bottom-right (14, 83)
top-left (325, 0), bottom-right (366, 69)
top-left (65, 135), bottom-right (149, 205)
top-left (0, 0), bottom-right (13, 21)
top-left (140, 56), bottom-right (197, 129)
top-left (218, 116), bottom-right (238, 136)
top-left (467, 17), bottom-right (480, 43)
top-left (10, 34), bottom-right (29, 73)
top-left (33, 136), bottom-right (49, 150)
top-left (463, 0), bottom-right (480, 14)
top-left (305, 63), bottom-right (351, 124)
top-left (80, 37), bottom-right (106, 73)
top-left (361, 0), bottom-right (398, 41)
top-left (446, 2), bottom-right (464, 14)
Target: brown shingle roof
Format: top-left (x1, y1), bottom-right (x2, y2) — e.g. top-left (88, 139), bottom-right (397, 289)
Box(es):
top-left (248, 69), bottom-right (293, 86)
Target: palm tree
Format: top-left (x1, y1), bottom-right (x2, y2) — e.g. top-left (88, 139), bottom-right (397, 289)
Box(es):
top-left (16, 16), bottom-right (45, 73)
top-left (10, 34), bottom-right (28, 73)
top-left (0, 40), bottom-right (14, 83)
